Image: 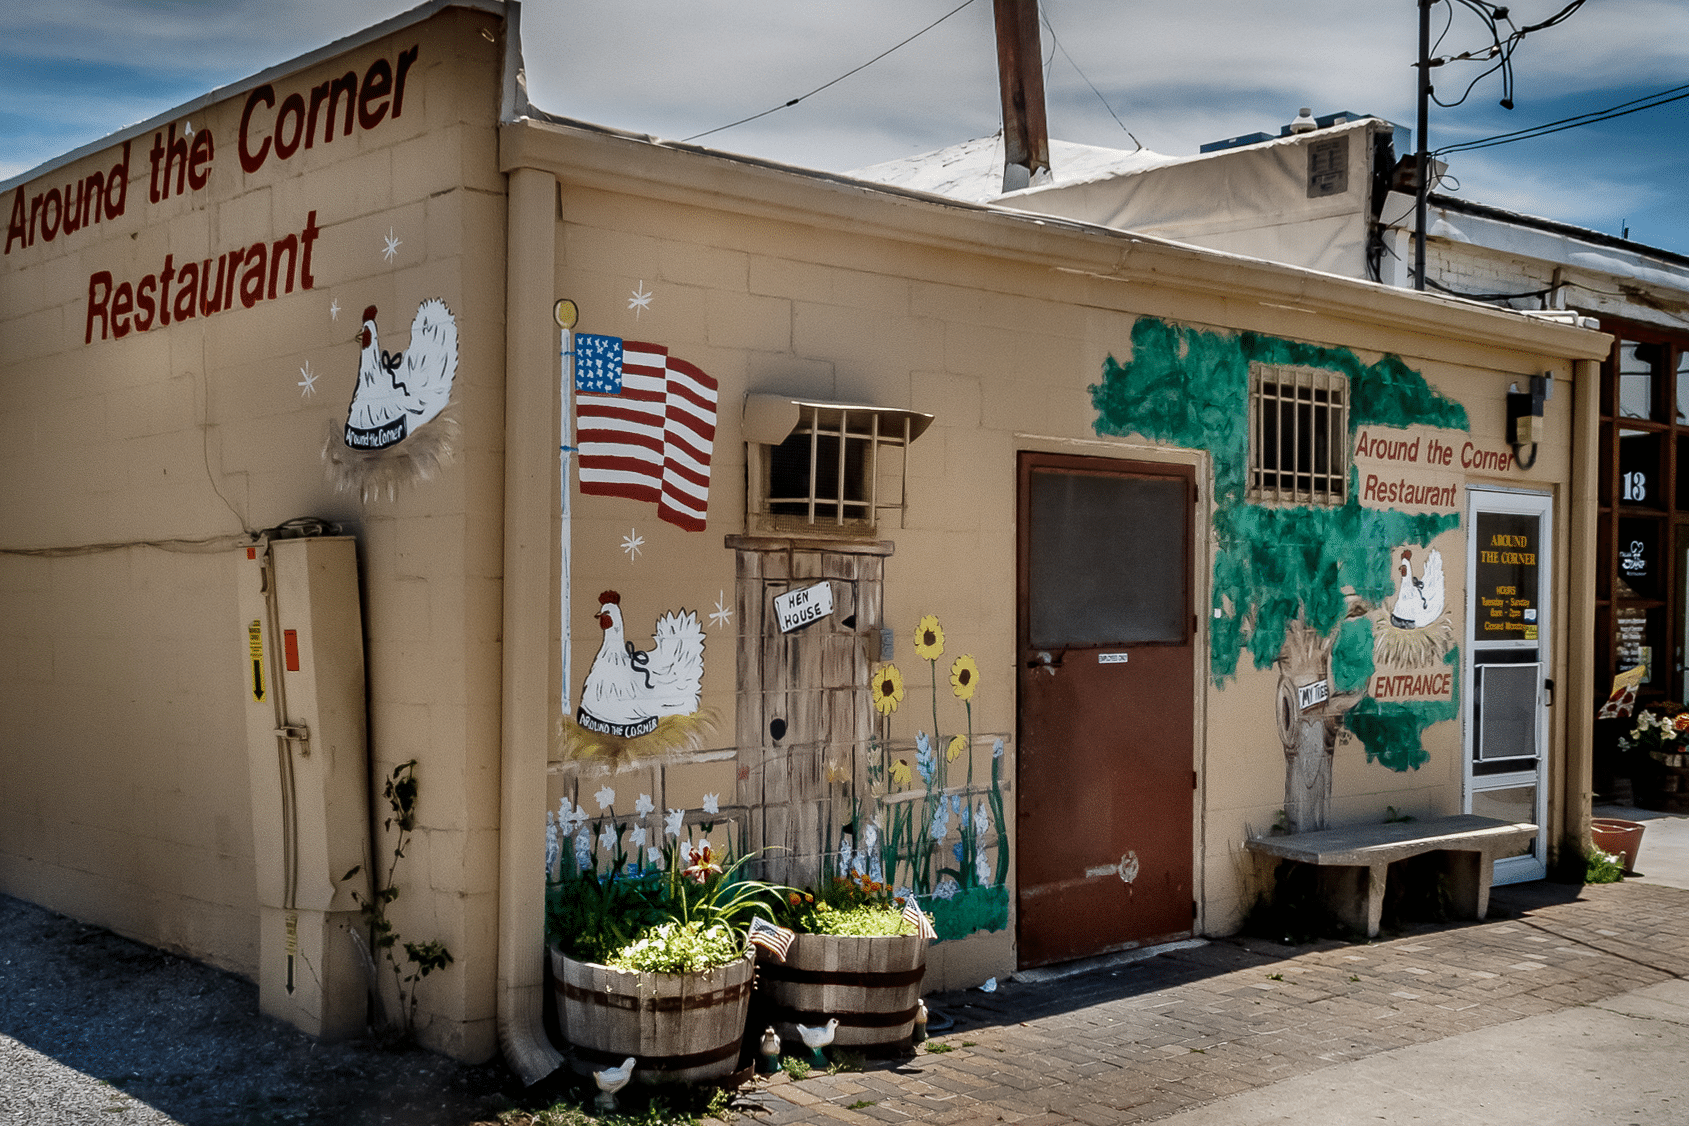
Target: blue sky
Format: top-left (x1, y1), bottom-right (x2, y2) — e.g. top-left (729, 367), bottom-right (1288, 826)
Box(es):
top-left (5, 0), bottom-right (1687, 254)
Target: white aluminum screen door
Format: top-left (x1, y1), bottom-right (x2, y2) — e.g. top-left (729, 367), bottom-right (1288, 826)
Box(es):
top-left (1463, 488), bottom-right (1552, 883)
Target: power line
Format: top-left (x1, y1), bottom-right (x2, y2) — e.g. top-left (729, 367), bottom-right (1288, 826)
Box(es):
top-left (682, 0), bottom-right (980, 144)
top-left (1039, 5), bottom-right (1140, 148)
top-left (1437, 80), bottom-right (1689, 155)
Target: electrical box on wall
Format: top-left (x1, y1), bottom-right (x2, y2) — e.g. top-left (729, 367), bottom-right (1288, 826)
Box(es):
top-left (238, 535), bottom-right (372, 1040)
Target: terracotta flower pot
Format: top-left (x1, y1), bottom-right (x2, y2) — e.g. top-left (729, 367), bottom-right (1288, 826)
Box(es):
top-left (1591, 818), bottom-right (1645, 874)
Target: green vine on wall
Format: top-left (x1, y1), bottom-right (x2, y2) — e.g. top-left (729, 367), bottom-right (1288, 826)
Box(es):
top-left (343, 759), bottom-right (453, 1041)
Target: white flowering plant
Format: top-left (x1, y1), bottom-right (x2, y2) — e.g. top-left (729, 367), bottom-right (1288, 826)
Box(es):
top-left (1620, 703), bottom-right (1689, 757)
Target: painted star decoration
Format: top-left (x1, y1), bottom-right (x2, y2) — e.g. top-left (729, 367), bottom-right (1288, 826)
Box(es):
top-left (709, 591), bottom-right (733, 631)
top-left (329, 298), bottom-right (341, 321)
top-left (382, 228), bottom-right (402, 262)
top-left (627, 280), bottom-right (653, 318)
top-left (297, 361), bottom-right (318, 397)
top-left (620, 528), bottom-right (644, 561)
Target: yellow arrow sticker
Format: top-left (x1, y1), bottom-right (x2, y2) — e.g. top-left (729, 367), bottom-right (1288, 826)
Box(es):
top-left (248, 619), bottom-right (266, 702)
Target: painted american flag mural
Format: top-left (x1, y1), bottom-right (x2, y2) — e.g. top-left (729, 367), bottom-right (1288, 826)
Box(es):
top-left (574, 334), bottom-right (718, 532)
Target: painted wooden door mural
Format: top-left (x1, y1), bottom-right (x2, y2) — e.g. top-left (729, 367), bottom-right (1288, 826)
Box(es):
top-left (730, 538), bottom-right (885, 888)
top-left (1015, 453), bottom-right (1195, 968)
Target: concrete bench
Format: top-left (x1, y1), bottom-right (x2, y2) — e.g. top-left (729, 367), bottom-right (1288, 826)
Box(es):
top-left (1245, 814), bottom-right (1538, 938)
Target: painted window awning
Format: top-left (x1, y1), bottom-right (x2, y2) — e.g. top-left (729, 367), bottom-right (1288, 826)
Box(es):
top-left (741, 394), bottom-right (934, 446)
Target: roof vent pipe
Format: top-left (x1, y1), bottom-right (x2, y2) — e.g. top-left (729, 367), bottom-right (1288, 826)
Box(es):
top-left (994, 0), bottom-right (1052, 192)
top-left (1288, 107), bottom-right (1318, 134)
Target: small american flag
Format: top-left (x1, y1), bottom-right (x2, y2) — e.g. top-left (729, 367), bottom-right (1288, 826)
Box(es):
top-left (748, 916), bottom-right (795, 961)
top-left (903, 899), bottom-right (937, 940)
top-left (574, 335), bottom-right (718, 532)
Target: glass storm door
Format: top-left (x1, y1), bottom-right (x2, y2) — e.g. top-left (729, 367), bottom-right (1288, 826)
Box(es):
top-left (1464, 488), bottom-right (1552, 884)
top-left (1015, 453), bottom-right (1195, 968)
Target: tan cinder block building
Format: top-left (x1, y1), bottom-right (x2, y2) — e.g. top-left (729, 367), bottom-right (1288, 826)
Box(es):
top-left (1, 0), bottom-right (1610, 1077)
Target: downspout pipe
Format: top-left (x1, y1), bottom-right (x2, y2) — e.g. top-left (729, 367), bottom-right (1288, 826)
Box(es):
top-left (497, 159), bottom-right (564, 1085)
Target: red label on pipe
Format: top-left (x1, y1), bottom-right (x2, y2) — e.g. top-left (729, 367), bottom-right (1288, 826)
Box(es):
top-left (283, 629), bottom-right (300, 672)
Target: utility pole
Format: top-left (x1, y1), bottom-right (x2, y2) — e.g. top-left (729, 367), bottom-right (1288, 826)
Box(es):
top-left (1414, 0), bottom-right (1433, 291)
top-left (993, 0), bottom-right (1051, 193)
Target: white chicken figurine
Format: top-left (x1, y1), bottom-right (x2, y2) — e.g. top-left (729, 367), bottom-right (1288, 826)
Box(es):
top-left (576, 591), bottom-right (706, 738)
top-left (795, 1018), bottom-right (838, 1067)
top-left (343, 299), bottom-right (458, 451)
top-left (1389, 547), bottom-right (1445, 630)
top-left (592, 1056), bottom-right (636, 1111)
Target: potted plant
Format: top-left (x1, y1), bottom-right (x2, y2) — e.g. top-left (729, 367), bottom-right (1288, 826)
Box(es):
top-left (1619, 703), bottom-right (1689, 813)
top-left (755, 870), bottom-right (932, 1054)
top-left (548, 838), bottom-right (790, 1085)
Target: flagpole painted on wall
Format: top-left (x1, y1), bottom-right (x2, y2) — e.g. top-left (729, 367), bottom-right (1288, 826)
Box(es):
top-left (555, 299), bottom-right (579, 718)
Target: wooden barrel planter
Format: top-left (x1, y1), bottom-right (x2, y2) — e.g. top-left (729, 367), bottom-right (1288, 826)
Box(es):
top-left (553, 950), bottom-right (755, 1085)
top-left (754, 932), bottom-right (927, 1053)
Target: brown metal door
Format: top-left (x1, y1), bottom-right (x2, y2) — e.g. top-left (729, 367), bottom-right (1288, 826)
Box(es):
top-left (1015, 452), bottom-right (1195, 968)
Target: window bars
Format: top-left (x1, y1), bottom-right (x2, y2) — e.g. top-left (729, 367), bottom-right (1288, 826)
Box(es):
top-left (763, 404), bottom-right (915, 529)
top-left (1250, 365), bottom-right (1348, 505)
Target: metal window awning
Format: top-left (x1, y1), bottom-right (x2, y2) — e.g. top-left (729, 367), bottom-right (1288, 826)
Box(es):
top-left (742, 394), bottom-right (934, 446)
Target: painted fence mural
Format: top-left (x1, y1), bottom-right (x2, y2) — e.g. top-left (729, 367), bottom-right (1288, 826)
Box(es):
top-left (1091, 317), bottom-right (1473, 830)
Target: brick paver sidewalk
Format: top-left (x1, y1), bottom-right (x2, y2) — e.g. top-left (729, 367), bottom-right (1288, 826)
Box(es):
top-left (739, 880), bottom-right (1689, 1125)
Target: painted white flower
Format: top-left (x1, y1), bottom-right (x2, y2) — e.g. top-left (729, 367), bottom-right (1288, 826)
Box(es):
top-left (929, 802), bottom-right (951, 841)
top-left (665, 808), bottom-right (685, 837)
top-left (598, 823), bottom-right (619, 851)
top-left (993, 737), bottom-right (1004, 759)
top-left (975, 800), bottom-right (992, 837)
top-left (544, 814), bottom-right (559, 877)
top-left (647, 845), bottom-right (664, 864)
top-left (629, 826), bottom-right (647, 850)
top-left (702, 793), bottom-right (720, 815)
top-left (574, 826), bottom-right (592, 870)
top-left (595, 785), bottom-right (615, 811)
top-left (933, 875), bottom-right (961, 901)
top-left (862, 824), bottom-right (884, 882)
top-left (634, 793), bottom-right (654, 816)
top-left (975, 844), bottom-right (992, 888)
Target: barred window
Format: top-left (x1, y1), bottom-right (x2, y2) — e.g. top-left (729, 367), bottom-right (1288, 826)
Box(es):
top-left (743, 396), bottom-right (932, 535)
top-left (1249, 365), bottom-right (1348, 504)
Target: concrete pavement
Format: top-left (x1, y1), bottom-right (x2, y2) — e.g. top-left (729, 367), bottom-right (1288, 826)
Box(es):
top-left (5, 813), bottom-right (1688, 1124)
top-left (744, 833), bottom-right (1689, 1125)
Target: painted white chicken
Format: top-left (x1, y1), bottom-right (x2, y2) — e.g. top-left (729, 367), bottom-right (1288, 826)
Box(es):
top-left (593, 1056), bottom-right (635, 1110)
top-left (796, 1018), bottom-right (838, 1066)
top-left (1389, 547), bottom-right (1445, 630)
top-left (576, 591), bottom-right (706, 738)
top-left (344, 299), bottom-right (458, 451)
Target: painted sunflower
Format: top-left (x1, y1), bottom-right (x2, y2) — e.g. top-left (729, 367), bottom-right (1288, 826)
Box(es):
top-left (871, 662), bottom-right (906, 715)
top-left (890, 758), bottom-right (913, 786)
top-left (949, 654), bottom-right (980, 700)
top-left (946, 734), bottom-right (967, 763)
top-left (913, 614), bottom-right (946, 660)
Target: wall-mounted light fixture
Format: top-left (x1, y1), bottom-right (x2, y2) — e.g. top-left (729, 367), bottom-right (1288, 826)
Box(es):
top-left (1506, 373), bottom-right (1551, 470)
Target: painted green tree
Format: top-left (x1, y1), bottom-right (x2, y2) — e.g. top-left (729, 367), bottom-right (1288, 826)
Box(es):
top-left (1089, 318), bottom-right (1467, 828)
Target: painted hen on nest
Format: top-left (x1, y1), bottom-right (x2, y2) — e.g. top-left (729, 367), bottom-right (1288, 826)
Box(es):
top-left (576, 591), bottom-right (706, 739)
top-left (344, 299), bottom-right (457, 450)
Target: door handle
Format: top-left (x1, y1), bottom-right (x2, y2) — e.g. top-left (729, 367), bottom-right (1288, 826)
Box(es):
top-left (1026, 651), bottom-right (1061, 675)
